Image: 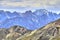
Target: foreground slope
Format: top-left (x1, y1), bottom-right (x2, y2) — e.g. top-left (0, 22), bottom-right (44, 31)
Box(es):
top-left (0, 25), bottom-right (31, 40)
top-left (16, 19), bottom-right (60, 40)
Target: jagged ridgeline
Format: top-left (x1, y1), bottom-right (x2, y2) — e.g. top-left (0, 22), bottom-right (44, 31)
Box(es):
top-left (0, 19), bottom-right (60, 40)
top-left (0, 9), bottom-right (60, 30)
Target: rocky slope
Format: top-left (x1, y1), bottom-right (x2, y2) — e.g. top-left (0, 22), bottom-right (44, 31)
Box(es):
top-left (0, 19), bottom-right (60, 40)
top-left (17, 19), bottom-right (60, 40)
top-left (0, 25), bottom-right (31, 40)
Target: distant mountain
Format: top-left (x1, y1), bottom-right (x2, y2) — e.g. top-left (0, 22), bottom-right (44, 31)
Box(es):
top-left (0, 9), bottom-right (60, 30)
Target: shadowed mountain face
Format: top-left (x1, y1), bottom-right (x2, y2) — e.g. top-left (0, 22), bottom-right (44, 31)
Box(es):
top-left (0, 19), bottom-right (60, 40)
top-left (0, 9), bottom-right (60, 30)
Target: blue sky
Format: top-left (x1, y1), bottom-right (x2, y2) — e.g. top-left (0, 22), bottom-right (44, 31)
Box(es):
top-left (0, 0), bottom-right (60, 12)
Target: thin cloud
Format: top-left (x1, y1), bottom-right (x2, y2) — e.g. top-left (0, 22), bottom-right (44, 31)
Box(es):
top-left (0, 0), bottom-right (60, 11)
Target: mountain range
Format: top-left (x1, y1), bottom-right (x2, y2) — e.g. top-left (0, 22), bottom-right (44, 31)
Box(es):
top-left (0, 9), bottom-right (60, 30)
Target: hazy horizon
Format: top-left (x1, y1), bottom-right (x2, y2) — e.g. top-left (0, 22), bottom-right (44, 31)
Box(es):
top-left (0, 0), bottom-right (60, 13)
